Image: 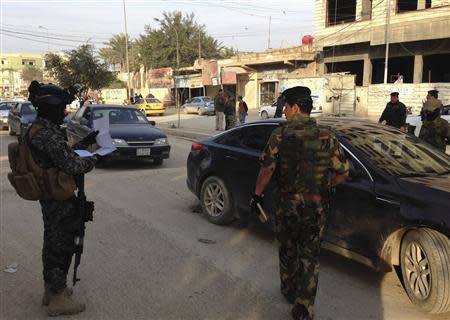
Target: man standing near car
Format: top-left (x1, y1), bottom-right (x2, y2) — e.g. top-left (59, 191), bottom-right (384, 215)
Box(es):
top-left (250, 86), bottom-right (349, 320)
top-left (214, 89), bottom-right (225, 130)
top-left (419, 99), bottom-right (450, 152)
top-left (26, 81), bottom-right (98, 316)
top-left (274, 92), bottom-right (285, 118)
top-left (379, 92), bottom-right (407, 130)
top-left (238, 95), bottom-right (248, 124)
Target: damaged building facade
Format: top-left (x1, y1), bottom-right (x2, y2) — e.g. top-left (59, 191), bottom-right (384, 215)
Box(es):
top-left (315, 0), bottom-right (450, 118)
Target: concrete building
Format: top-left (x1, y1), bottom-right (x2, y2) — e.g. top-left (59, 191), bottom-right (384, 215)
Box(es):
top-left (0, 53), bottom-right (46, 97)
top-left (314, 0), bottom-right (450, 117)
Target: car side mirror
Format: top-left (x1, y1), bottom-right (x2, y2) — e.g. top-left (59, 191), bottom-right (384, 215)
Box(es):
top-left (149, 120), bottom-right (156, 126)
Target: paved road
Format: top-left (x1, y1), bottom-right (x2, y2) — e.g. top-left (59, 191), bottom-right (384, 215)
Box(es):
top-left (0, 131), bottom-right (448, 320)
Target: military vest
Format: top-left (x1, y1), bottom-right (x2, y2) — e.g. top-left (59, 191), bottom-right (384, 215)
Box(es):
top-left (8, 124), bottom-right (76, 201)
top-left (278, 116), bottom-right (333, 195)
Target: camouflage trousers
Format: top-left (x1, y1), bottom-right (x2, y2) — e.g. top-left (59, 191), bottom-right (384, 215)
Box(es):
top-left (40, 198), bottom-right (80, 294)
top-left (275, 199), bottom-right (326, 320)
top-left (225, 115), bottom-right (236, 130)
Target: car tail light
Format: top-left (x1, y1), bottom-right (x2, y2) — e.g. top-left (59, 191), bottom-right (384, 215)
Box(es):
top-left (204, 103), bottom-right (209, 108)
top-left (191, 142), bottom-right (204, 152)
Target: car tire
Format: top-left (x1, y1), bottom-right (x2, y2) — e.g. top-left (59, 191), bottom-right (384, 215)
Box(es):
top-left (400, 228), bottom-right (450, 314)
top-left (9, 125), bottom-right (16, 136)
top-left (200, 176), bottom-right (234, 225)
top-left (153, 158), bottom-right (163, 165)
top-left (261, 111), bottom-right (269, 119)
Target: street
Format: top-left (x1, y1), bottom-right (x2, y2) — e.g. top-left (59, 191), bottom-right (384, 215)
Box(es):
top-left (0, 130), bottom-right (448, 320)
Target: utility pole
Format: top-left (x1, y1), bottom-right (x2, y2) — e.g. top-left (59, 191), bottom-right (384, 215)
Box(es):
top-left (198, 30), bottom-right (202, 61)
top-left (268, 16), bottom-right (272, 49)
top-left (383, 0), bottom-right (391, 84)
top-left (175, 28), bottom-right (180, 128)
top-left (122, 0), bottom-right (131, 102)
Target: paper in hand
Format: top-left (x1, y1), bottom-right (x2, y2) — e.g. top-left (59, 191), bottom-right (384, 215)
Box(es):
top-left (92, 115), bottom-right (116, 156)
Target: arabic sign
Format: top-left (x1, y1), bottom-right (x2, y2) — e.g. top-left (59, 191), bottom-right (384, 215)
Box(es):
top-left (147, 68), bottom-right (173, 88)
top-left (202, 60), bottom-right (220, 86)
top-left (221, 71), bottom-right (237, 85)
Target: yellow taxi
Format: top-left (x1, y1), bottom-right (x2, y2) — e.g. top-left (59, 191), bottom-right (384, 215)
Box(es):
top-left (134, 98), bottom-right (166, 116)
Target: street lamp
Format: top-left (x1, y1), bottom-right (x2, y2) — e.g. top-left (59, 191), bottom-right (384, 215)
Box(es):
top-left (38, 25), bottom-right (50, 52)
top-left (154, 17), bottom-right (180, 128)
top-left (122, 0), bottom-right (132, 103)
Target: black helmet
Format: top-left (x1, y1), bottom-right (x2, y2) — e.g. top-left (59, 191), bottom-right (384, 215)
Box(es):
top-left (28, 80), bottom-right (83, 108)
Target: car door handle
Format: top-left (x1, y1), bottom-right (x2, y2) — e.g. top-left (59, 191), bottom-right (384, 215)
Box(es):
top-left (225, 155), bottom-right (238, 160)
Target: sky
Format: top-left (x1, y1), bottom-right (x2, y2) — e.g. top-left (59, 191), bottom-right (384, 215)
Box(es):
top-left (0, 0), bottom-right (315, 54)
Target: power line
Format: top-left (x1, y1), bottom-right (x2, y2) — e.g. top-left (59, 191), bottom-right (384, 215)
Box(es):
top-left (1, 28), bottom-right (105, 45)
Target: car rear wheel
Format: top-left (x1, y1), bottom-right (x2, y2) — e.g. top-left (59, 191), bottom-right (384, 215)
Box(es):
top-left (400, 228), bottom-right (450, 314)
top-left (200, 176), bottom-right (234, 225)
top-left (8, 125), bottom-right (16, 136)
top-left (261, 111), bottom-right (269, 119)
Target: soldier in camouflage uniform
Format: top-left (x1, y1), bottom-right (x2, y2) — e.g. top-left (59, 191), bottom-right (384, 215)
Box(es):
top-left (27, 81), bottom-right (98, 316)
top-left (419, 99), bottom-right (450, 152)
top-left (250, 86), bottom-right (349, 320)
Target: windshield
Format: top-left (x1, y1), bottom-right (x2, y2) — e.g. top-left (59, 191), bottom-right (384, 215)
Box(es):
top-left (202, 97), bottom-right (212, 102)
top-left (93, 108), bottom-right (149, 125)
top-left (21, 103), bottom-right (36, 115)
top-left (0, 103), bottom-right (12, 111)
top-left (146, 98), bottom-right (161, 103)
top-left (341, 127), bottom-right (450, 176)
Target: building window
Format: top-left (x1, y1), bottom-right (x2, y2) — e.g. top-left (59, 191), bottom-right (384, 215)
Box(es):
top-left (326, 60), bottom-right (365, 86)
top-left (327, 0), bottom-right (357, 26)
top-left (371, 56), bottom-right (415, 84)
top-left (423, 53), bottom-right (450, 83)
top-left (260, 82), bottom-right (277, 106)
top-left (397, 0), bottom-right (432, 13)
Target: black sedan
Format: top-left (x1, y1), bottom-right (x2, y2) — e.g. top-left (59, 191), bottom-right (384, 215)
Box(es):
top-left (8, 101), bottom-right (36, 136)
top-left (187, 118), bottom-right (450, 314)
top-left (66, 105), bottom-right (170, 165)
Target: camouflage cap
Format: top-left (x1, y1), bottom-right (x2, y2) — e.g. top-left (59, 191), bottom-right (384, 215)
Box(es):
top-left (422, 99), bottom-right (442, 112)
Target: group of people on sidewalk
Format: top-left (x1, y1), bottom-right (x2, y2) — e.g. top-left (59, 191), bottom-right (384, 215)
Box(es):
top-left (379, 89), bottom-right (449, 152)
top-left (214, 89), bottom-right (248, 131)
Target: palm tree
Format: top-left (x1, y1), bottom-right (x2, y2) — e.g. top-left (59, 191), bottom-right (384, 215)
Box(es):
top-left (100, 34), bottom-right (139, 73)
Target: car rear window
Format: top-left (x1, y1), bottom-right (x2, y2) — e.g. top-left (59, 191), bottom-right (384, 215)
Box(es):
top-left (216, 124), bottom-right (278, 151)
top-left (21, 103), bottom-right (36, 115)
top-left (146, 98), bottom-right (161, 103)
top-left (325, 121), bottom-right (450, 176)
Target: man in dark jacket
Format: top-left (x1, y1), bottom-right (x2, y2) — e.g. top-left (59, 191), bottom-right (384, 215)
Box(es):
top-left (214, 89), bottom-right (225, 130)
top-left (27, 81), bottom-right (98, 316)
top-left (274, 92), bottom-right (285, 118)
top-left (379, 92), bottom-right (407, 130)
top-left (224, 95), bottom-right (236, 130)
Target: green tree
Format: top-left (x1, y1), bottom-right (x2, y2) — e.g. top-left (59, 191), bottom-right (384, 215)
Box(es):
top-left (99, 33), bottom-right (140, 73)
top-left (138, 11), bottom-right (235, 70)
top-left (21, 65), bottom-right (44, 83)
top-left (45, 44), bottom-right (115, 90)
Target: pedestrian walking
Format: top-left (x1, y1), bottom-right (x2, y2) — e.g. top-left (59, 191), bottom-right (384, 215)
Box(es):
top-left (419, 99), bottom-right (450, 152)
top-left (274, 92), bottom-right (285, 118)
top-left (11, 81), bottom-right (98, 316)
top-left (238, 95), bottom-right (248, 124)
top-left (214, 89), bottom-right (225, 130)
top-left (379, 92), bottom-right (407, 130)
top-left (424, 89), bottom-right (444, 114)
top-left (250, 86), bottom-right (349, 320)
top-left (225, 95), bottom-right (237, 130)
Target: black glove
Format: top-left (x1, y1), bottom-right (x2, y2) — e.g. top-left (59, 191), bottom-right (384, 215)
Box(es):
top-left (81, 130), bottom-right (99, 146)
top-left (250, 194), bottom-right (268, 223)
top-left (85, 201), bottom-right (95, 222)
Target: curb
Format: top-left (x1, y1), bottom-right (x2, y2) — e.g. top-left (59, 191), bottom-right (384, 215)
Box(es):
top-left (159, 127), bottom-right (213, 141)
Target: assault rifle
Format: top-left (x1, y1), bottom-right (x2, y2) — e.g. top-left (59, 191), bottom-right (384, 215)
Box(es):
top-left (73, 174), bottom-right (94, 286)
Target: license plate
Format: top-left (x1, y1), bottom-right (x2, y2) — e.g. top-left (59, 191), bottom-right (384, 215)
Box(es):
top-left (136, 148), bottom-right (151, 156)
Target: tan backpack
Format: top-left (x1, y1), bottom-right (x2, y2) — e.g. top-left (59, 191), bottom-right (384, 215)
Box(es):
top-left (7, 124), bottom-right (76, 201)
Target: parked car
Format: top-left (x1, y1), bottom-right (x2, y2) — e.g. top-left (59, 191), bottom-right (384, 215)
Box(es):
top-left (8, 101), bottom-right (36, 136)
top-left (407, 105), bottom-right (450, 136)
top-left (187, 118), bottom-right (450, 314)
top-left (66, 105), bottom-right (170, 165)
top-left (259, 95), bottom-right (322, 119)
top-left (134, 98), bottom-right (166, 116)
top-left (183, 96), bottom-right (215, 115)
top-left (0, 101), bottom-right (17, 130)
